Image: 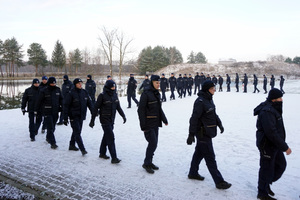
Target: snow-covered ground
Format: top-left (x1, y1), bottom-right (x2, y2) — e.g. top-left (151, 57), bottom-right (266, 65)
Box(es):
top-left (0, 80), bottom-right (299, 199)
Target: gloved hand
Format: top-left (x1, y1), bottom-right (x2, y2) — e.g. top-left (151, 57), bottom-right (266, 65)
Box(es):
top-left (89, 120), bottom-right (95, 128)
top-left (186, 136), bottom-right (195, 145)
top-left (22, 109), bottom-right (26, 115)
top-left (123, 117), bottom-right (127, 124)
top-left (63, 119), bottom-right (68, 126)
top-left (219, 125), bottom-right (224, 133)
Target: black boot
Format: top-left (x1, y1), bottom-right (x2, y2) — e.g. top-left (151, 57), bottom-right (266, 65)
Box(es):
top-left (216, 181), bottom-right (232, 189)
top-left (81, 150), bottom-right (88, 156)
top-left (188, 174), bottom-right (205, 181)
top-left (99, 154), bottom-right (110, 159)
top-left (111, 158), bottom-right (121, 164)
top-left (150, 163), bottom-right (159, 170)
top-left (267, 185), bottom-right (275, 196)
top-left (51, 144), bottom-right (58, 149)
top-left (142, 164), bottom-right (154, 174)
top-left (69, 145), bottom-right (79, 151)
top-left (257, 194), bottom-right (277, 200)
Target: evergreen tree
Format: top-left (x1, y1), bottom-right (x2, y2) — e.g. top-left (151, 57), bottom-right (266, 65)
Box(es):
top-left (187, 51), bottom-right (195, 63)
top-left (152, 46), bottom-right (169, 71)
top-left (73, 48), bottom-right (82, 74)
top-left (27, 43), bottom-right (48, 76)
top-left (137, 46), bottom-right (153, 74)
top-left (51, 40), bottom-right (66, 71)
top-left (195, 52), bottom-right (207, 63)
top-left (167, 47), bottom-right (183, 65)
top-left (292, 56), bottom-right (300, 65)
top-left (285, 57), bottom-right (293, 63)
top-left (0, 39), bottom-right (4, 77)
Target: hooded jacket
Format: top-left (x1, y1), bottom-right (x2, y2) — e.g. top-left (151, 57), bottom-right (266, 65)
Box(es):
top-left (189, 91), bottom-right (222, 138)
top-left (254, 100), bottom-right (288, 152)
top-left (138, 84), bottom-right (168, 131)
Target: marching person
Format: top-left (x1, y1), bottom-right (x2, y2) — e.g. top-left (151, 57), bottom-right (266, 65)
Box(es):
top-left (218, 75), bottom-right (223, 92)
top-left (183, 74), bottom-right (188, 97)
top-left (85, 74), bottom-right (96, 103)
top-left (226, 74), bottom-right (231, 92)
top-left (21, 78), bottom-right (42, 141)
top-left (89, 80), bottom-right (126, 164)
top-left (35, 77), bottom-right (63, 149)
top-left (127, 74), bottom-right (139, 108)
top-left (280, 75), bottom-right (285, 94)
top-left (63, 78), bottom-right (93, 156)
top-left (194, 72), bottom-right (201, 95)
top-left (138, 75), bottom-right (168, 174)
top-left (139, 75), bottom-right (150, 91)
top-left (160, 73), bottom-right (169, 102)
top-left (270, 75), bottom-right (275, 89)
top-left (186, 80), bottom-right (231, 190)
top-left (253, 74), bottom-right (260, 93)
top-left (243, 73), bottom-right (248, 93)
top-left (263, 75), bottom-right (268, 94)
top-left (169, 73), bottom-right (177, 100)
top-left (39, 76), bottom-right (48, 133)
top-left (57, 75), bottom-right (73, 125)
top-left (235, 73), bottom-right (239, 92)
top-left (254, 88), bottom-right (292, 200)
top-left (187, 74), bottom-right (194, 96)
top-left (177, 74), bottom-right (184, 98)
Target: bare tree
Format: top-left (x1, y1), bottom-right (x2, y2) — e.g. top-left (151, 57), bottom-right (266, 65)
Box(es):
top-left (116, 31), bottom-right (134, 81)
top-left (98, 26), bottom-right (117, 77)
top-left (267, 54), bottom-right (286, 62)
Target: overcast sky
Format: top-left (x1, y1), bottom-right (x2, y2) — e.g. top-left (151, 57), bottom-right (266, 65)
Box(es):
top-left (1, 0), bottom-right (300, 63)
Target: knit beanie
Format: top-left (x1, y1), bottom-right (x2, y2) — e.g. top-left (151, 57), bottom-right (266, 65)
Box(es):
top-left (73, 78), bottom-right (83, 85)
top-left (201, 80), bottom-right (215, 92)
top-left (32, 78), bottom-right (40, 84)
top-left (267, 88), bottom-right (283, 101)
top-left (105, 80), bottom-right (116, 89)
top-left (48, 77), bottom-right (56, 84)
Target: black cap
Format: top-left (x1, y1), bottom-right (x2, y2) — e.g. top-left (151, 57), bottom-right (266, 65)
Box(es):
top-left (171, 73), bottom-right (174, 75)
top-left (267, 88), bottom-right (283, 101)
top-left (162, 73), bottom-right (165, 76)
top-left (201, 80), bottom-right (215, 92)
top-left (63, 75), bottom-right (69, 80)
top-left (48, 77), bottom-right (56, 84)
top-left (73, 78), bottom-right (83, 85)
top-left (151, 75), bottom-right (160, 82)
top-left (42, 76), bottom-right (48, 80)
top-left (32, 78), bottom-right (40, 84)
top-left (107, 75), bottom-right (111, 79)
top-left (87, 75), bottom-right (92, 79)
top-left (145, 75), bottom-right (148, 77)
top-left (105, 80), bottom-right (116, 89)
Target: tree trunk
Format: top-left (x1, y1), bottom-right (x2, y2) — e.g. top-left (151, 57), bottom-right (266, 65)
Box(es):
top-left (0, 65), bottom-right (3, 77)
top-left (12, 61), bottom-right (14, 77)
top-left (35, 64), bottom-right (38, 76)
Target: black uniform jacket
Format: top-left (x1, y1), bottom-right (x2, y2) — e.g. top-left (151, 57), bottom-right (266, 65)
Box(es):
top-left (138, 85), bottom-right (168, 131)
top-left (21, 85), bottom-right (39, 112)
top-left (254, 100), bottom-right (288, 152)
top-left (63, 88), bottom-right (93, 121)
top-left (92, 87), bottom-right (125, 125)
top-left (169, 76), bottom-right (177, 89)
top-left (85, 79), bottom-right (96, 96)
top-left (35, 85), bottom-right (63, 115)
top-left (189, 91), bottom-right (222, 138)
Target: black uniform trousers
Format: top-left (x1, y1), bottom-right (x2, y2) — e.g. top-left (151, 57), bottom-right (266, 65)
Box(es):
top-left (170, 87), bottom-right (176, 100)
top-left (236, 83), bottom-right (239, 92)
top-left (100, 124), bottom-right (117, 159)
top-left (194, 84), bottom-right (200, 94)
top-left (28, 112), bottom-right (42, 140)
top-left (189, 137), bottom-right (224, 184)
top-left (127, 92), bottom-right (139, 107)
top-left (263, 84), bottom-right (267, 93)
top-left (177, 87), bottom-right (183, 98)
top-left (254, 84), bottom-right (260, 93)
top-left (144, 127), bottom-right (159, 166)
top-left (161, 89), bottom-right (166, 102)
top-left (227, 83), bottom-right (230, 92)
top-left (183, 87), bottom-right (187, 97)
top-left (70, 117), bottom-right (85, 151)
top-left (244, 84), bottom-right (247, 92)
top-left (219, 84), bottom-right (223, 92)
top-left (187, 86), bottom-right (192, 96)
top-left (258, 148), bottom-right (286, 197)
top-left (41, 116), bottom-right (47, 131)
top-left (45, 114), bottom-right (58, 145)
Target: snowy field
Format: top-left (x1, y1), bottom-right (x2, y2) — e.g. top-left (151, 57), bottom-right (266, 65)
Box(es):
top-left (0, 80), bottom-right (299, 199)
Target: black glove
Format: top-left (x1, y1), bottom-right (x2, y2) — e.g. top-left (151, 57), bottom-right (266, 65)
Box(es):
top-left (123, 117), bottom-right (127, 124)
top-left (186, 136), bottom-right (195, 145)
top-left (22, 109), bottom-right (25, 115)
top-left (89, 120), bottom-right (95, 128)
top-left (219, 125), bottom-right (224, 133)
top-left (63, 119), bottom-right (68, 126)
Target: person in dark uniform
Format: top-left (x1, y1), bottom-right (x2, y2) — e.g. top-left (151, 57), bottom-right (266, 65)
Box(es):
top-left (160, 73), bottom-right (169, 102)
top-left (187, 74), bottom-right (194, 96)
top-left (235, 73), bottom-right (239, 92)
top-left (254, 88), bottom-right (292, 200)
top-left (279, 75), bottom-right (285, 94)
top-left (183, 74), bottom-right (188, 97)
top-left (253, 74), bottom-right (260, 93)
top-left (218, 75), bottom-right (223, 92)
top-left (169, 73), bottom-right (177, 100)
top-left (35, 77), bottom-right (63, 149)
top-left (139, 75), bottom-right (150, 91)
top-left (39, 76), bottom-right (48, 134)
top-left (177, 74), bottom-right (184, 98)
top-left (270, 75), bottom-right (275, 89)
top-left (243, 73), bottom-right (248, 93)
top-left (194, 72), bottom-right (201, 95)
top-left (89, 80), bottom-right (126, 163)
top-left (199, 72), bottom-right (206, 90)
top-left (21, 78), bottom-right (42, 141)
top-left (186, 80), bottom-right (231, 190)
top-left (226, 74), bottom-right (231, 92)
top-left (212, 75), bottom-right (217, 90)
top-left (63, 78), bottom-right (93, 156)
top-left (85, 75), bottom-right (96, 103)
top-left (127, 74), bottom-right (139, 108)
top-left (263, 75), bottom-right (268, 94)
top-left (138, 75), bottom-right (168, 174)
top-left (206, 74), bottom-right (211, 81)
top-left (57, 75), bottom-right (74, 125)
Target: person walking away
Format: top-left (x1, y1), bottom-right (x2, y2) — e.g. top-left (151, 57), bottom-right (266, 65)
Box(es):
top-left (89, 80), bottom-right (126, 163)
top-left (35, 77), bottom-right (63, 149)
top-left (63, 78), bottom-right (93, 155)
top-left (169, 73), bottom-right (177, 100)
top-left (199, 72), bottom-right (205, 90)
top-left (194, 72), bottom-right (201, 95)
top-left (21, 79), bottom-right (42, 141)
top-left (263, 75), bottom-right (268, 94)
top-left (253, 74), bottom-right (260, 93)
top-left (226, 74), bottom-right (231, 92)
top-left (218, 75), bottom-right (223, 92)
top-left (212, 75), bottom-right (217, 91)
top-left (177, 74), bottom-right (184, 98)
top-left (186, 80), bottom-right (231, 189)
top-left (39, 76), bottom-right (48, 133)
top-left (139, 75), bottom-right (150, 92)
top-left (127, 74), bottom-right (139, 108)
top-left (183, 74), bottom-right (188, 97)
top-left (160, 73), bottom-right (169, 102)
top-left (270, 75), bottom-right (275, 89)
top-left (85, 75), bottom-right (96, 103)
top-left (57, 75), bottom-right (74, 125)
top-left (254, 88), bottom-right (292, 200)
top-left (243, 73), bottom-right (248, 93)
top-left (235, 73), bottom-right (239, 92)
top-left (279, 75), bottom-right (285, 94)
top-left (138, 75), bottom-right (168, 174)
top-left (187, 74), bottom-right (194, 96)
